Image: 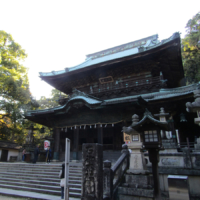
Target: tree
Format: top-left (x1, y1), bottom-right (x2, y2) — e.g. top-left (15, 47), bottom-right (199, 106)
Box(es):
top-left (37, 89), bottom-right (68, 109)
top-left (182, 12), bottom-right (200, 84)
top-left (0, 31), bottom-right (37, 144)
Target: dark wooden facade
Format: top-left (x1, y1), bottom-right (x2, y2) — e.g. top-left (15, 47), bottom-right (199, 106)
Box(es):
top-left (25, 33), bottom-right (200, 160)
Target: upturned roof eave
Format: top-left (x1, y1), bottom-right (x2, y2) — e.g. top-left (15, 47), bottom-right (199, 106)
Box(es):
top-left (39, 33), bottom-right (181, 80)
top-left (131, 115), bottom-right (169, 130)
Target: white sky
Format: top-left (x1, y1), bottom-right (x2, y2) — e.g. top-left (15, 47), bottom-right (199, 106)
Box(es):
top-left (0, 0), bottom-right (200, 99)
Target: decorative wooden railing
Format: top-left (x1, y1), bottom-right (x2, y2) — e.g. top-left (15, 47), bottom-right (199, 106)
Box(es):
top-left (77, 75), bottom-right (162, 95)
top-left (103, 144), bottom-right (130, 200)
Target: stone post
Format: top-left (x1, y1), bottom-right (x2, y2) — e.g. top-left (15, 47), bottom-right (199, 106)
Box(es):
top-left (73, 127), bottom-right (79, 160)
top-left (103, 160), bottom-right (112, 199)
top-left (53, 128), bottom-right (60, 161)
top-left (82, 143), bottom-right (103, 200)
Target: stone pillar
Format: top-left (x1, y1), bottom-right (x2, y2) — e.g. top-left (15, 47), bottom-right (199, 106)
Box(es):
top-left (127, 138), bottom-right (146, 171)
top-left (82, 143), bottom-right (103, 200)
top-left (53, 128), bottom-right (60, 161)
top-left (103, 160), bottom-right (112, 199)
top-left (72, 127), bottom-right (79, 160)
top-left (98, 125), bottom-right (103, 144)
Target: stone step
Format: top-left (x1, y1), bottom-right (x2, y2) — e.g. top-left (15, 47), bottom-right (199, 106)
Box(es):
top-left (4, 169), bottom-right (82, 177)
top-left (0, 173), bottom-right (82, 182)
top-left (0, 176), bottom-right (82, 185)
top-left (0, 180), bottom-right (82, 194)
top-left (0, 183), bottom-right (81, 197)
top-left (0, 167), bottom-right (82, 174)
top-left (0, 172), bottom-right (82, 180)
top-left (0, 162), bottom-right (82, 198)
top-left (0, 188), bottom-right (81, 200)
top-left (0, 178), bottom-right (82, 188)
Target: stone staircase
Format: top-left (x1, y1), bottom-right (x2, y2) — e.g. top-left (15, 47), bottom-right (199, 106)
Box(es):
top-left (0, 162), bottom-right (82, 199)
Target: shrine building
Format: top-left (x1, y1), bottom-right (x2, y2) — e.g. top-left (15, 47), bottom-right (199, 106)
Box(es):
top-left (25, 33), bottom-right (200, 161)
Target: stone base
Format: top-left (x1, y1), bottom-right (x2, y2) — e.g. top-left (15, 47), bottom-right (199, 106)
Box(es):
top-left (118, 171), bottom-right (155, 200)
top-left (118, 187), bottom-right (154, 200)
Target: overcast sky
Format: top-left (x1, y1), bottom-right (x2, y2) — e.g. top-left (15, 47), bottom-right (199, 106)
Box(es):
top-left (1, 0), bottom-right (200, 99)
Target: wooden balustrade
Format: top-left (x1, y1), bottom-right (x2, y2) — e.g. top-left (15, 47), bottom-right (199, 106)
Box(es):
top-left (76, 76), bottom-right (161, 95)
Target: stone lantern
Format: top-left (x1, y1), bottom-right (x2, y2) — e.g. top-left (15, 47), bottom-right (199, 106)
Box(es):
top-left (122, 114), bottom-right (146, 171)
top-left (130, 109), bottom-right (169, 200)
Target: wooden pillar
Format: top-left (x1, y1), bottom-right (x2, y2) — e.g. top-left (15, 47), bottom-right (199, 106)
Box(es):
top-left (53, 128), bottom-right (60, 161)
top-left (98, 125), bottom-right (103, 144)
top-left (72, 127), bottom-right (79, 160)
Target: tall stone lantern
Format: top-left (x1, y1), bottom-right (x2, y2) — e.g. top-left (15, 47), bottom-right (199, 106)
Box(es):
top-left (123, 109), bottom-right (169, 200)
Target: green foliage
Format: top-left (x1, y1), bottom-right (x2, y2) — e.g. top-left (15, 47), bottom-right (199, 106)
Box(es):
top-left (0, 30), bottom-right (38, 144)
top-left (28, 89), bottom-right (68, 145)
top-left (182, 12), bottom-right (200, 84)
top-left (37, 89), bottom-right (68, 109)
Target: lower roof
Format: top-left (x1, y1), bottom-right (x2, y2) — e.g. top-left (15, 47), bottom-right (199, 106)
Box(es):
top-left (25, 83), bottom-right (198, 118)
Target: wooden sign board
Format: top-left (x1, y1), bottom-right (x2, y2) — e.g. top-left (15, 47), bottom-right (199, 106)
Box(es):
top-left (123, 132), bottom-right (131, 144)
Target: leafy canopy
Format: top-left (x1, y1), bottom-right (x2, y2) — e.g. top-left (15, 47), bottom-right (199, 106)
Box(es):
top-left (0, 30), bottom-right (38, 143)
top-left (182, 12), bottom-right (200, 84)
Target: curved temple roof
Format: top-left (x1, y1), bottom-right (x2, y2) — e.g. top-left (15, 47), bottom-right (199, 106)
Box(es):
top-left (25, 83), bottom-right (199, 117)
top-left (39, 33), bottom-right (180, 78)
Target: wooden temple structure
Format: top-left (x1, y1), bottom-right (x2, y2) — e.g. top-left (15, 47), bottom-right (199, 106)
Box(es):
top-left (25, 32), bottom-right (200, 161)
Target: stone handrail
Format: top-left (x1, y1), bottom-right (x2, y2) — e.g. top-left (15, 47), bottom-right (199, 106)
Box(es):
top-left (103, 144), bottom-right (130, 200)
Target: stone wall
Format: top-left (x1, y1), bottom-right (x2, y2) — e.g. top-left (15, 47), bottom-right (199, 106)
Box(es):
top-left (144, 149), bottom-right (200, 169)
